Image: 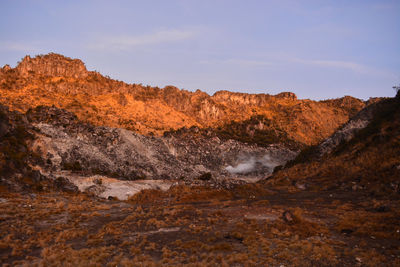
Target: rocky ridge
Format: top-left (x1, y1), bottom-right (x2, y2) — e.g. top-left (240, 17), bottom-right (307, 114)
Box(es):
top-left (0, 53), bottom-right (366, 147)
top-left (269, 94), bottom-right (400, 193)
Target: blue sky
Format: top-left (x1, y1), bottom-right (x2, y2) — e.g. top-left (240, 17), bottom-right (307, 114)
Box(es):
top-left (0, 0), bottom-right (399, 100)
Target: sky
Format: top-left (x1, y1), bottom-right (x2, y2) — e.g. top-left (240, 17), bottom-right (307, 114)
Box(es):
top-left (0, 0), bottom-right (399, 100)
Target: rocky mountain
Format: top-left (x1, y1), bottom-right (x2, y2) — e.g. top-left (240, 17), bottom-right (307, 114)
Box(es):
top-left (1, 54), bottom-right (399, 266)
top-left (0, 53), bottom-right (366, 148)
top-left (269, 93), bottom-right (400, 193)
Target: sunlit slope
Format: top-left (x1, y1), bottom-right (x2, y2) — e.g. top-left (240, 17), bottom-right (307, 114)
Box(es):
top-left (0, 53), bottom-right (365, 146)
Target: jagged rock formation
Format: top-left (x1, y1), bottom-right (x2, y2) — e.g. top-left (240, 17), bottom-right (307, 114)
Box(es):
top-left (0, 53), bottom-right (366, 147)
top-left (1, 104), bottom-right (296, 197)
top-left (16, 54), bottom-right (88, 79)
top-left (0, 105), bottom-right (78, 192)
top-left (28, 106), bottom-right (296, 182)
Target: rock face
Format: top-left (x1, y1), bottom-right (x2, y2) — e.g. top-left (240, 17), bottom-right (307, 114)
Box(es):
top-left (212, 91), bottom-right (297, 106)
top-left (0, 53), bottom-right (366, 147)
top-left (16, 54), bottom-right (88, 78)
top-left (1, 104), bottom-right (297, 197)
top-left (28, 106), bottom-right (296, 183)
top-left (317, 101), bottom-right (378, 156)
top-left (0, 104), bottom-right (78, 193)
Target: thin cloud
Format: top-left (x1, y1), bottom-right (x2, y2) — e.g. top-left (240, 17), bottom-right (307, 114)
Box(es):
top-left (291, 57), bottom-right (395, 77)
top-left (200, 58), bottom-right (273, 67)
top-left (90, 28), bottom-right (197, 50)
top-left (200, 55), bottom-right (395, 79)
top-left (297, 58), bottom-right (370, 73)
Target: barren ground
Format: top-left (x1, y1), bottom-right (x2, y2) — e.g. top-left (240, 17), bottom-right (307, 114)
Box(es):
top-left (1, 185), bottom-right (399, 266)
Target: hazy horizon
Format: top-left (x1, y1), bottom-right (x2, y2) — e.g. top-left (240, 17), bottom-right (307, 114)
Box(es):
top-left (1, 0), bottom-right (399, 100)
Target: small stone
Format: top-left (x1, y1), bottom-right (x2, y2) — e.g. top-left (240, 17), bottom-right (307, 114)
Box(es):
top-left (107, 196), bottom-right (117, 201)
top-left (295, 182), bottom-right (306, 190)
top-left (282, 210), bottom-right (294, 223)
top-left (93, 178), bottom-right (103, 185)
top-left (341, 229), bottom-right (354, 235)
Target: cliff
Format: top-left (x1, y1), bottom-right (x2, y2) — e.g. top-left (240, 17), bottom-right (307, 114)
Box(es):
top-left (16, 53), bottom-right (88, 78)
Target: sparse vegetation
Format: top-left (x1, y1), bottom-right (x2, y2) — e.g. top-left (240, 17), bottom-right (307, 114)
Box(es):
top-left (0, 54), bottom-right (398, 265)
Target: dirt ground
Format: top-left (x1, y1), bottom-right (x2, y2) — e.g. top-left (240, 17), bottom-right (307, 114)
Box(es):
top-left (1, 184), bottom-right (399, 266)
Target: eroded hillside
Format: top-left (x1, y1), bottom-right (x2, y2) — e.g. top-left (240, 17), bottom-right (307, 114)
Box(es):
top-left (267, 94), bottom-right (400, 194)
top-left (0, 95), bottom-right (399, 266)
top-left (0, 53), bottom-right (365, 147)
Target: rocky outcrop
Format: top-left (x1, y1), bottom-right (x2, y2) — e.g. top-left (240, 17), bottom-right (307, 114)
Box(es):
top-left (322, 95), bottom-right (367, 117)
top-left (212, 91), bottom-right (297, 106)
top-left (0, 104), bottom-right (78, 193)
top-left (0, 103), bottom-right (298, 197)
top-left (28, 106), bottom-right (296, 183)
top-left (317, 101), bottom-right (378, 156)
top-left (16, 53), bottom-right (88, 78)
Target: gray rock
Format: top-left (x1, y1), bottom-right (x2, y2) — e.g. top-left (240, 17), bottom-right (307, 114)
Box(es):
top-left (30, 107), bottom-right (297, 183)
top-left (317, 102), bottom-right (377, 156)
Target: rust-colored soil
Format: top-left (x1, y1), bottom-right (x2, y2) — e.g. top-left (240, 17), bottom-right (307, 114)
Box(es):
top-left (0, 187), bottom-right (399, 266)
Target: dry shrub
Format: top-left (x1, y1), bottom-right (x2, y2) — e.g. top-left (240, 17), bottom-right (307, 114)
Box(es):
top-left (127, 189), bottom-right (165, 204)
top-left (40, 245), bottom-right (115, 266)
top-left (336, 210), bottom-right (400, 239)
top-left (129, 185), bottom-right (234, 205)
top-left (55, 229), bottom-right (88, 243)
top-left (232, 183), bottom-right (273, 199)
top-left (272, 207), bottom-right (329, 238)
top-left (169, 185), bottom-right (233, 203)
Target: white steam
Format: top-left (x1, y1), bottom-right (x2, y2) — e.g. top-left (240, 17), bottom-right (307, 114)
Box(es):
top-left (226, 157), bottom-right (256, 174)
top-left (225, 154), bottom-right (280, 174)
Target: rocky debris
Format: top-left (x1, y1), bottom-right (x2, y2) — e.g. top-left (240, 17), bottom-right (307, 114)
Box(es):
top-left (59, 172), bottom-right (173, 200)
top-left (0, 105), bottom-right (34, 188)
top-left (84, 184), bottom-right (106, 196)
top-left (317, 101), bottom-right (377, 156)
top-left (53, 176), bottom-right (79, 193)
top-left (293, 181), bottom-right (306, 190)
top-left (282, 210), bottom-right (294, 223)
top-left (28, 106), bottom-right (297, 183)
top-left (27, 105), bottom-right (79, 126)
top-left (0, 105), bottom-right (79, 193)
top-left (0, 104), bottom-right (299, 198)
